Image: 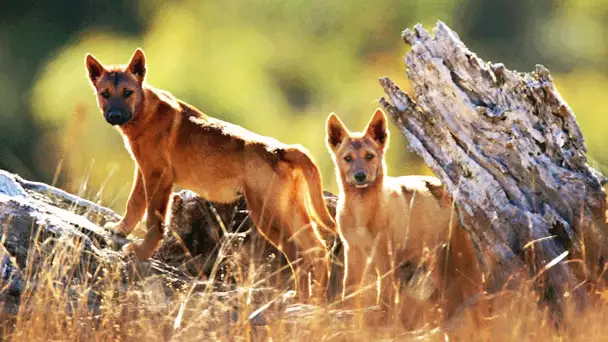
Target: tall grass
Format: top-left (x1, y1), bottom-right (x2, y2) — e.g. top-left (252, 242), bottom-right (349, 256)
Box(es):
top-left (3, 224), bottom-right (608, 340)
top-left (2, 173), bottom-right (608, 341)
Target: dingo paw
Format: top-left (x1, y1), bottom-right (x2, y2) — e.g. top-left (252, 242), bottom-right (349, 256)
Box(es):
top-left (104, 221), bottom-right (130, 238)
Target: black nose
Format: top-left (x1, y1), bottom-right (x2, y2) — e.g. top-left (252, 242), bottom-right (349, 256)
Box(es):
top-left (354, 172), bottom-right (367, 183)
top-left (108, 111), bottom-right (122, 122)
top-left (105, 111), bottom-right (130, 125)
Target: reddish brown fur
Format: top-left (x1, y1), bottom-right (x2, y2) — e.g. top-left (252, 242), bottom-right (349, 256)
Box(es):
top-left (326, 108), bottom-right (486, 328)
top-left (85, 48), bottom-right (337, 301)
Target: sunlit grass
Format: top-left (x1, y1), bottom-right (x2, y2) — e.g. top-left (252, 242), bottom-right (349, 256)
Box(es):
top-left (4, 223), bottom-right (608, 341)
top-left (1, 170), bottom-right (608, 342)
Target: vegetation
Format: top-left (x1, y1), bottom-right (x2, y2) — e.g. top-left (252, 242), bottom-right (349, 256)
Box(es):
top-left (3, 1), bottom-right (608, 340)
top-left (3, 0), bottom-right (608, 213)
top-left (3, 186), bottom-right (608, 341)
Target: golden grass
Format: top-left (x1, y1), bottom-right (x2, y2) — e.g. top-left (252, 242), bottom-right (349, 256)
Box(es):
top-left (2, 220), bottom-right (608, 342)
top-left (1, 168), bottom-right (608, 342)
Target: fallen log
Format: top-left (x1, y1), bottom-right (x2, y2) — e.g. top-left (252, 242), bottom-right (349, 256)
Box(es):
top-left (0, 170), bottom-right (226, 318)
top-left (0, 169), bottom-right (344, 337)
top-left (379, 21), bottom-right (608, 319)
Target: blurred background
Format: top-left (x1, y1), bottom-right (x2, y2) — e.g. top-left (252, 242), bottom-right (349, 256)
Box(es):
top-left (1, 0), bottom-right (607, 213)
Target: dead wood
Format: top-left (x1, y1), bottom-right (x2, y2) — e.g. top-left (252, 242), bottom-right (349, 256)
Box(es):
top-left (379, 21), bottom-right (608, 319)
top-left (0, 169), bottom-right (344, 332)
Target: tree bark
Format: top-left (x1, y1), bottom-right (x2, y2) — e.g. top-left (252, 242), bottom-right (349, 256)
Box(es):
top-left (379, 21), bottom-right (608, 317)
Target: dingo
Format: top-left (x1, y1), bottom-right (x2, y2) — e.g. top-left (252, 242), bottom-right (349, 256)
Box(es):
top-left (85, 48), bottom-right (337, 300)
top-left (326, 108), bottom-right (485, 327)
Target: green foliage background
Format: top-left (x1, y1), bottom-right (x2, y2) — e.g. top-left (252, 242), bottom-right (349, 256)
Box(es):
top-left (2, 0), bottom-right (608, 213)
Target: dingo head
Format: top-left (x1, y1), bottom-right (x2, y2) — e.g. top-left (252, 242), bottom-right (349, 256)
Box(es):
top-left (85, 48), bottom-right (147, 126)
top-left (326, 108), bottom-right (389, 190)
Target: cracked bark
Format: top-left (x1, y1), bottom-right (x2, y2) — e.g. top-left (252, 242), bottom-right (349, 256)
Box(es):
top-left (379, 21), bottom-right (608, 317)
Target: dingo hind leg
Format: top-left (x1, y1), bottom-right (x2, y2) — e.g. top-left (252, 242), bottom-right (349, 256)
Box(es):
top-left (437, 224), bottom-right (487, 327)
top-left (243, 156), bottom-right (330, 302)
top-left (282, 147), bottom-right (337, 238)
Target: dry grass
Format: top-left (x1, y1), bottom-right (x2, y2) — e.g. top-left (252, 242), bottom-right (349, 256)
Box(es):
top-left (2, 221), bottom-right (608, 342)
top-left (1, 169), bottom-right (608, 342)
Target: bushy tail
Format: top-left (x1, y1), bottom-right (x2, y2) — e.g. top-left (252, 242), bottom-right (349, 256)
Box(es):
top-left (439, 223), bottom-right (488, 326)
top-left (283, 147), bottom-right (337, 236)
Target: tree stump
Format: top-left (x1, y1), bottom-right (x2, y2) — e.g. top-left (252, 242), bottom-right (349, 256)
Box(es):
top-left (379, 21), bottom-right (608, 319)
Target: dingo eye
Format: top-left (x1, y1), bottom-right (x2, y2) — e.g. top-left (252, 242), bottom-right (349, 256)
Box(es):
top-left (101, 90), bottom-right (110, 99)
top-left (344, 155), bottom-right (353, 163)
top-left (365, 153), bottom-right (374, 161)
top-left (123, 89), bottom-right (133, 98)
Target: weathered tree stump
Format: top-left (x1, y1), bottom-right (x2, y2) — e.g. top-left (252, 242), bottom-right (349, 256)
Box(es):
top-left (379, 21), bottom-right (608, 318)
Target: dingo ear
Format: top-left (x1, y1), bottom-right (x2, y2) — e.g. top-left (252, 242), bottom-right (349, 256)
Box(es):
top-left (326, 113), bottom-right (349, 150)
top-left (85, 53), bottom-right (106, 85)
top-left (364, 108), bottom-right (388, 149)
top-left (127, 48), bottom-right (147, 81)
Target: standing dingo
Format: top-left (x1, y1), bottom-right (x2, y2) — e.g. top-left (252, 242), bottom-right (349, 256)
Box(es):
top-left (326, 108), bottom-right (485, 327)
top-left (85, 48), bottom-right (337, 301)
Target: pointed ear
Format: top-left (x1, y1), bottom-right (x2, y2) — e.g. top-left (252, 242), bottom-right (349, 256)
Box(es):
top-left (364, 108), bottom-right (389, 148)
top-left (127, 48), bottom-right (147, 81)
top-left (85, 53), bottom-right (106, 85)
top-left (326, 113), bottom-right (349, 150)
